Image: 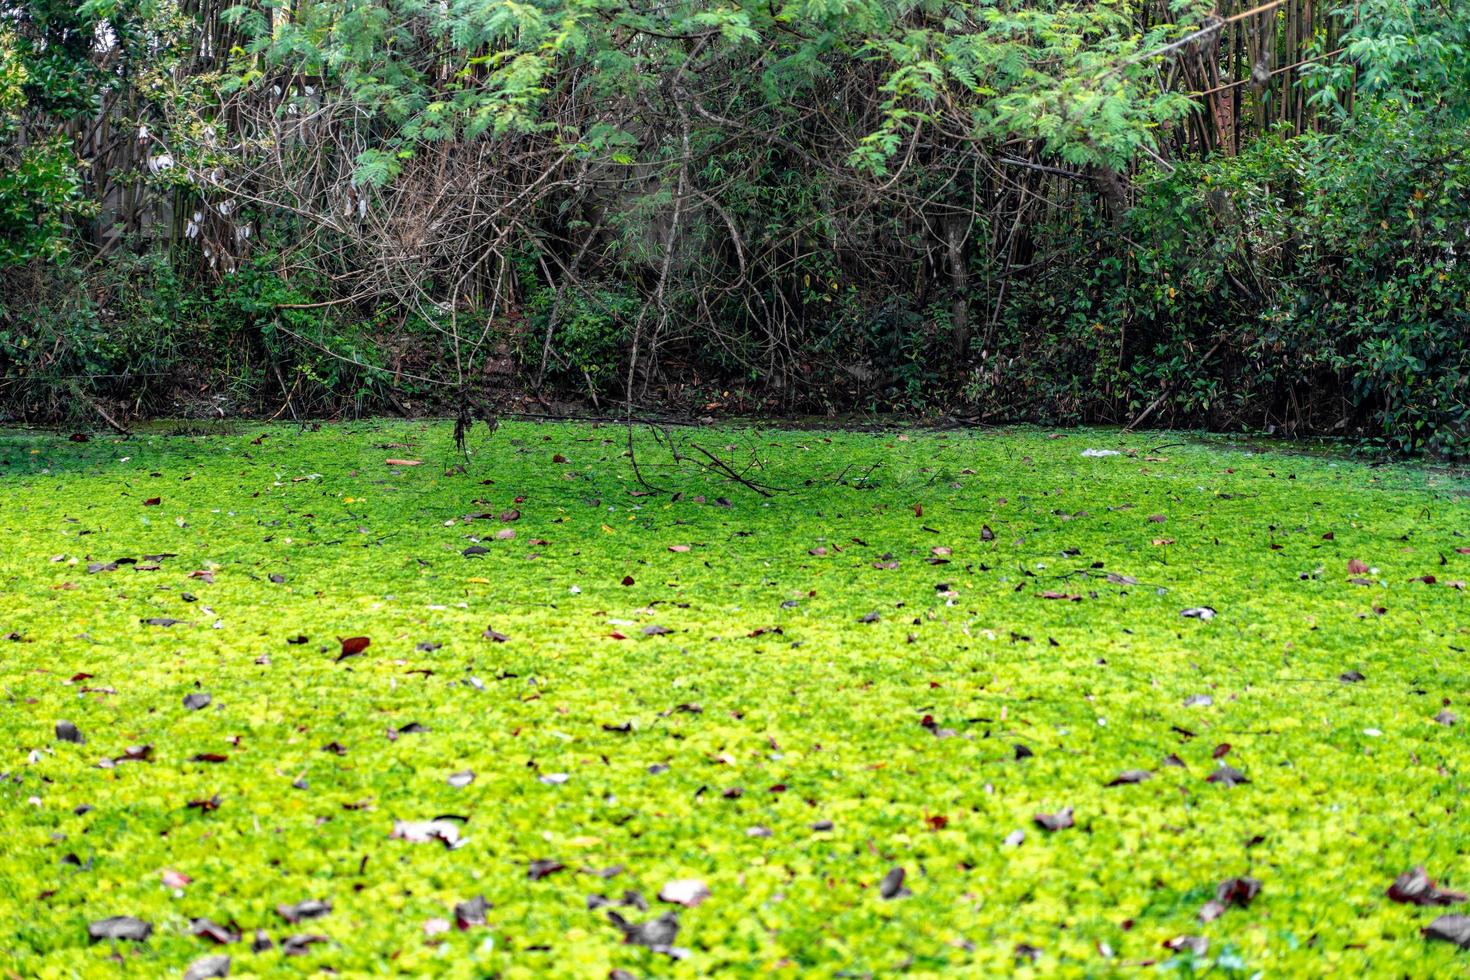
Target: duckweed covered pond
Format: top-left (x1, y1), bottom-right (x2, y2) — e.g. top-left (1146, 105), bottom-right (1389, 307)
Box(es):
top-left (1, 421), bottom-right (1468, 977)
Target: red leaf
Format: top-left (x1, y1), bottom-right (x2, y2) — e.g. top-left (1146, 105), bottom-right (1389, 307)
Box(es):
top-left (336, 636), bottom-right (371, 661)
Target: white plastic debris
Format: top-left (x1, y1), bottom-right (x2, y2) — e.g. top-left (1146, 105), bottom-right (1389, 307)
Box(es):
top-left (658, 879), bottom-right (711, 908)
top-left (391, 818), bottom-right (466, 849)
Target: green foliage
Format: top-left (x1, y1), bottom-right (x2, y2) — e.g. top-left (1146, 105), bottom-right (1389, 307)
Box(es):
top-left (0, 248), bottom-right (430, 419)
top-left (2, 423), bottom-right (1469, 974)
top-left (0, 29), bottom-right (93, 266)
top-left (229, 0), bottom-right (1201, 178)
top-left (0, 138), bottom-right (89, 265)
top-left (1303, 0), bottom-right (1470, 119)
top-left (523, 278), bottom-right (640, 394)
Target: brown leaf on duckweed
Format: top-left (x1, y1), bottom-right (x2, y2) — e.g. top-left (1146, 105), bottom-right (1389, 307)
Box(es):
top-left (980, 525), bottom-right (996, 541)
top-left (1033, 806), bottom-right (1074, 831)
top-left (455, 895), bottom-right (490, 929)
top-left (1198, 877), bottom-right (1261, 922)
top-left (186, 794), bottom-right (222, 812)
top-left (282, 934), bottom-right (329, 956)
top-left (878, 866), bottom-right (910, 899)
top-left (1423, 915), bottom-right (1470, 948)
top-left (668, 544), bottom-right (690, 553)
top-left (607, 909), bottom-right (680, 948)
top-left (143, 497), bottom-right (161, 506)
top-left (1206, 765), bottom-right (1249, 787)
top-left (482, 627), bottom-right (509, 642)
top-left (276, 899), bottom-right (332, 924)
top-left (191, 918), bottom-right (240, 944)
top-left (385, 458), bottom-right (422, 466)
top-left (1347, 558), bottom-right (1369, 574)
top-left (1105, 770), bottom-right (1152, 786)
top-left (87, 916), bottom-right (152, 942)
top-left (1387, 868), bottom-right (1467, 906)
top-left (621, 575), bottom-right (635, 586)
top-left (336, 636), bottom-right (370, 660)
top-left (528, 859), bottom-right (565, 881)
top-left (1162, 936), bottom-right (1208, 955)
top-left (183, 954), bottom-right (231, 980)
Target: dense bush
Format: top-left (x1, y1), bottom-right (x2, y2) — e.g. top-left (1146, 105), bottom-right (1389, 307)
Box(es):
top-left (1, 0), bottom-right (1467, 455)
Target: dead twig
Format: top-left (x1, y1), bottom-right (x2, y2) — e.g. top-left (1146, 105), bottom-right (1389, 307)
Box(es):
top-left (689, 443), bottom-right (781, 497)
